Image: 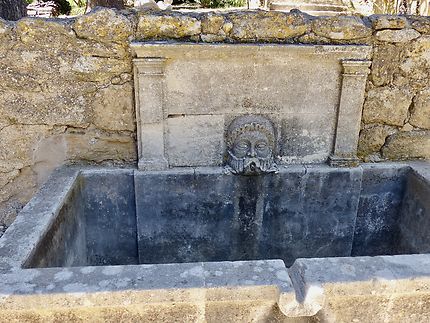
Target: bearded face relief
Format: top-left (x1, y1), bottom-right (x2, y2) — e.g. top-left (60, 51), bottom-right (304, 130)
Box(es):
top-left (227, 116), bottom-right (277, 175)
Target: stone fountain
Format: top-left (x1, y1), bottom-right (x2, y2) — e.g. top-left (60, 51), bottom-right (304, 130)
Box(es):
top-left (0, 41), bottom-right (429, 321)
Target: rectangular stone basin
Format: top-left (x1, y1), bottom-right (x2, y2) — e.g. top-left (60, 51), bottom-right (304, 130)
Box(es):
top-left (12, 163), bottom-right (430, 269)
top-left (1, 162), bottom-right (430, 321)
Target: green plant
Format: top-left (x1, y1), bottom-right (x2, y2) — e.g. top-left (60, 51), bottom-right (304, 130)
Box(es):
top-left (68, 0), bottom-right (86, 15)
top-left (199, 0), bottom-right (246, 8)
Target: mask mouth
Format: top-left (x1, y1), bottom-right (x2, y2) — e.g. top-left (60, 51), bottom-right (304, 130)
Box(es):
top-left (227, 152), bottom-right (277, 176)
top-left (243, 158), bottom-right (261, 175)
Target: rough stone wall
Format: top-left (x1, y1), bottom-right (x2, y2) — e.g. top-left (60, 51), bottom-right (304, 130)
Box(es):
top-left (359, 15), bottom-right (430, 162)
top-left (0, 10), bottom-right (137, 226)
top-left (0, 8), bottom-right (429, 226)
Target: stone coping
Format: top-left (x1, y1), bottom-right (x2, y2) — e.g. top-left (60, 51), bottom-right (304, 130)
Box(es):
top-left (130, 41), bottom-right (373, 55)
top-left (0, 162), bottom-right (430, 318)
top-left (2, 8), bottom-right (430, 45)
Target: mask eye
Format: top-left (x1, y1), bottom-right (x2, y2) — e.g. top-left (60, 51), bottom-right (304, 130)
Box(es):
top-left (255, 141), bottom-right (268, 150)
top-left (236, 141), bottom-right (249, 150)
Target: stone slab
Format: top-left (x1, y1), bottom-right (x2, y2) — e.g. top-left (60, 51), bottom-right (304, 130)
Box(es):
top-left (0, 259), bottom-right (296, 321)
top-left (131, 42), bottom-right (371, 166)
top-left (80, 170), bottom-right (138, 266)
top-left (352, 164), bottom-right (410, 256)
top-left (400, 170), bottom-right (430, 253)
top-left (289, 254), bottom-right (430, 321)
top-left (279, 113), bottom-right (336, 163)
top-left (0, 166), bottom-right (81, 271)
top-left (167, 115), bottom-right (225, 167)
top-left (135, 169), bottom-right (236, 264)
top-left (25, 179), bottom-right (86, 268)
top-left (131, 43), bottom-right (370, 116)
top-left (135, 166), bottom-right (362, 266)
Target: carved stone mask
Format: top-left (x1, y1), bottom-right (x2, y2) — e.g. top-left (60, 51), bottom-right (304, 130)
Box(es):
top-left (227, 115), bottom-right (277, 175)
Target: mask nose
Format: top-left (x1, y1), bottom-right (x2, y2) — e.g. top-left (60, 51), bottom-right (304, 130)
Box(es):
top-left (247, 145), bottom-right (256, 157)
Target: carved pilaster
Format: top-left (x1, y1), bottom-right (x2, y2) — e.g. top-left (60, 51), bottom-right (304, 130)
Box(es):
top-left (133, 58), bottom-right (168, 170)
top-left (329, 59), bottom-right (371, 167)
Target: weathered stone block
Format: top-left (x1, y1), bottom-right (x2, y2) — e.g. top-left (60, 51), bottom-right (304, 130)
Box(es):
top-left (0, 167), bottom-right (36, 225)
top-left (290, 255), bottom-right (430, 322)
top-left (383, 131), bottom-right (430, 159)
top-left (0, 170), bottom-right (19, 190)
top-left (400, 122), bottom-right (414, 131)
top-left (408, 16), bottom-right (430, 35)
top-left (362, 86), bottom-right (413, 126)
top-left (312, 16), bottom-right (371, 40)
top-left (205, 300), bottom-right (278, 323)
top-left (410, 89), bottom-right (430, 129)
top-left (93, 83), bottom-right (135, 132)
top-left (358, 125), bottom-right (394, 157)
top-left (228, 11), bottom-right (308, 41)
top-left (0, 125), bottom-right (52, 173)
top-left (0, 89), bottom-right (92, 128)
top-left (31, 128), bottom-right (136, 173)
top-left (296, 32), bottom-right (332, 44)
top-left (0, 18), bottom-right (13, 39)
top-left (369, 15), bottom-right (408, 30)
top-left (136, 12), bottom-right (201, 39)
top-left (0, 47), bottom-right (72, 83)
top-left (201, 13), bottom-right (225, 35)
top-left (0, 66), bottom-right (42, 92)
top-left (376, 29), bottom-right (421, 43)
top-left (73, 8), bottom-right (133, 44)
top-left (16, 18), bottom-right (77, 51)
top-left (400, 36), bottom-right (430, 83)
top-left (72, 56), bottom-right (131, 82)
top-left (407, 35), bottom-right (430, 58)
top-left (62, 131), bottom-right (136, 163)
top-left (78, 40), bottom-right (128, 60)
top-left (370, 43), bottom-right (404, 86)
top-left (167, 115), bottom-right (225, 167)
top-left (280, 113), bottom-right (335, 163)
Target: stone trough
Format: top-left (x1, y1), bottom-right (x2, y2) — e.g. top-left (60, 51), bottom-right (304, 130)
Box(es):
top-left (20, 164), bottom-right (430, 268)
top-left (0, 163), bottom-right (430, 321)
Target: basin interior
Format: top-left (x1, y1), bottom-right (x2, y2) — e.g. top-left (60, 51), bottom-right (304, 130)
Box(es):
top-left (25, 165), bottom-right (430, 269)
